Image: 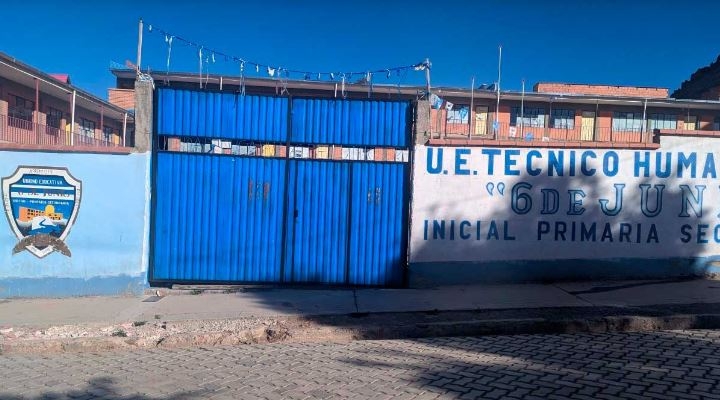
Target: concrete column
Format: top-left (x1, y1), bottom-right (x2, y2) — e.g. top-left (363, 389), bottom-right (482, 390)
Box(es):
top-left (134, 80), bottom-right (153, 152)
top-left (414, 100), bottom-right (431, 144)
top-left (0, 100), bottom-right (8, 140)
top-left (33, 111), bottom-right (47, 144)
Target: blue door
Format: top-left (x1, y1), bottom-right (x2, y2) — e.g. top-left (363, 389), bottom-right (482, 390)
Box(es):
top-left (152, 152), bottom-right (286, 283)
top-left (349, 162), bottom-right (407, 286)
top-left (284, 160), bottom-right (350, 284)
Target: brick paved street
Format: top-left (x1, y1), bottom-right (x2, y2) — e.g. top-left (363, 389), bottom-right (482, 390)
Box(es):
top-left (3, 330), bottom-right (720, 399)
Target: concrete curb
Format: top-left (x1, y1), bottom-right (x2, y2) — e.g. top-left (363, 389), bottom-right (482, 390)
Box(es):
top-left (3, 311), bottom-right (720, 355)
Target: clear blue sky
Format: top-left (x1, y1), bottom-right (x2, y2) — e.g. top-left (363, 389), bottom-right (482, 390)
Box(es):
top-left (1, 0), bottom-right (718, 99)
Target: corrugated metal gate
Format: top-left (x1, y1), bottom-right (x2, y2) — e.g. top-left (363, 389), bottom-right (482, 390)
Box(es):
top-left (150, 88), bottom-right (411, 287)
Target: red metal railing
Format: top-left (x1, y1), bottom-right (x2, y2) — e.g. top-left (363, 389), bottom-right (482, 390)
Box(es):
top-left (429, 108), bottom-right (655, 144)
top-left (0, 114), bottom-right (123, 148)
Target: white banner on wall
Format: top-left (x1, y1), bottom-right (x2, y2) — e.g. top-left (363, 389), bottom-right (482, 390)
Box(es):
top-left (410, 137), bottom-right (720, 263)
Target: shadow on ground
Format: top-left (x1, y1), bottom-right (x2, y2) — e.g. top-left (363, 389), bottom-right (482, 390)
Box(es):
top-left (0, 376), bottom-right (206, 400)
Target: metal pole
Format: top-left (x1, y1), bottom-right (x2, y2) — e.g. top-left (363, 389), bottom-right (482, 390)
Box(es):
top-left (34, 78), bottom-right (39, 143)
top-left (642, 98), bottom-right (648, 143)
top-left (469, 76), bottom-right (474, 138)
top-left (424, 58), bottom-right (431, 95)
top-left (70, 90), bottom-right (76, 146)
top-left (122, 112), bottom-right (127, 147)
top-left (520, 78), bottom-right (525, 136)
top-left (495, 45), bottom-right (502, 130)
top-left (137, 19), bottom-right (143, 73)
top-left (100, 105), bottom-right (104, 143)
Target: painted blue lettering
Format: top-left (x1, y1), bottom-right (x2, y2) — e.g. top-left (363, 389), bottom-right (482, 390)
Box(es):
top-left (568, 151), bottom-right (576, 176)
top-left (634, 151), bottom-right (650, 178)
top-left (511, 182), bottom-right (533, 215)
top-left (504, 149), bottom-right (520, 176)
top-left (581, 223), bottom-right (596, 241)
top-left (698, 224), bottom-right (709, 244)
top-left (449, 220), bottom-right (456, 240)
top-left (460, 220), bottom-right (471, 240)
top-left (680, 225), bottom-right (692, 243)
top-left (599, 184), bottom-right (625, 216)
top-left (537, 221), bottom-right (550, 240)
top-left (423, 220), bottom-right (428, 240)
top-left (567, 189), bottom-right (586, 215)
top-left (603, 152), bottom-right (619, 177)
top-left (648, 224), bottom-right (659, 243)
top-left (679, 185), bottom-right (705, 218)
top-left (454, 149), bottom-right (471, 175)
top-left (548, 151), bottom-right (564, 176)
top-left (639, 184), bottom-right (665, 217)
top-left (703, 153), bottom-right (717, 179)
top-left (655, 152), bottom-right (671, 178)
top-left (541, 189), bottom-right (560, 215)
top-left (678, 152), bottom-right (697, 178)
top-left (432, 220), bottom-right (445, 239)
top-left (601, 223), bottom-right (614, 242)
top-left (426, 148), bottom-right (443, 174)
top-left (619, 223), bottom-right (632, 242)
top-left (503, 221), bottom-right (515, 240)
top-left (487, 221), bottom-right (500, 240)
top-left (482, 149), bottom-right (502, 175)
top-left (527, 150), bottom-right (542, 176)
top-left (581, 151), bottom-right (597, 176)
top-left (555, 221), bottom-right (567, 241)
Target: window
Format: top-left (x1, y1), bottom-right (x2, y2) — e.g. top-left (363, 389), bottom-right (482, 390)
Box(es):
top-left (714, 116), bottom-right (720, 131)
top-left (511, 107), bottom-right (545, 127)
top-left (47, 107), bottom-right (63, 128)
top-left (9, 95), bottom-right (34, 128)
top-left (648, 113), bottom-right (676, 130)
top-left (612, 112), bottom-right (643, 132)
top-left (103, 126), bottom-right (114, 143)
top-left (446, 107), bottom-right (469, 124)
top-left (551, 109), bottom-right (575, 129)
top-left (79, 118), bottom-right (95, 137)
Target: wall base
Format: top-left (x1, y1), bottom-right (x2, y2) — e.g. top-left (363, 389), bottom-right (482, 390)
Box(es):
top-left (0, 275), bottom-right (147, 298)
top-left (408, 258), bottom-right (720, 288)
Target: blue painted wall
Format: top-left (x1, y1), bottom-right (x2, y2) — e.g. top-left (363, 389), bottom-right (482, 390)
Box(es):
top-left (0, 150), bottom-right (150, 298)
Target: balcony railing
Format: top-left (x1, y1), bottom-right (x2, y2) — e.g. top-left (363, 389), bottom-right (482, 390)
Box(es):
top-left (0, 114), bottom-right (124, 148)
top-left (430, 109), bottom-right (655, 144)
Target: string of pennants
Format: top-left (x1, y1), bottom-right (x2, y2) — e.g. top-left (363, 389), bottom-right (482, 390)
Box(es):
top-left (430, 93), bottom-right (468, 121)
top-left (146, 22), bottom-right (430, 94)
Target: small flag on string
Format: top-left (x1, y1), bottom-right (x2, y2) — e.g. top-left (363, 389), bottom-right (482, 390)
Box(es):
top-left (429, 94), bottom-right (443, 109)
top-left (267, 66), bottom-right (275, 77)
top-left (445, 101), bottom-right (454, 111)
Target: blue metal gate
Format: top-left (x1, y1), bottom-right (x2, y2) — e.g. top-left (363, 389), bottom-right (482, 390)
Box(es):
top-left (151, 88), bottom-right (410, 287)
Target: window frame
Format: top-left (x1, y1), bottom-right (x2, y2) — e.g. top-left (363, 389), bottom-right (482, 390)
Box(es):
top-left (612, 111), bottom-right (644, 132)
top-left (511, 106), bottom-right (546, 128)
top-left (79, 118), bottom-right (96, 137)
top-left (551, 108), bottom-right (575, 130)
top-left (647, 113), bottom-right (677, 131)
top-left (46, 107), bottom-right (64, 129)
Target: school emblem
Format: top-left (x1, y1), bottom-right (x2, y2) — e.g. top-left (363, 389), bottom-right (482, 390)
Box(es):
top-left (2, 167), bottom-right (81, 258)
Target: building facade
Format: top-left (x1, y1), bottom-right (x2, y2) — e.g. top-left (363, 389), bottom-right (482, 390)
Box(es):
top-left (0, 52), bottom-right (134, 148)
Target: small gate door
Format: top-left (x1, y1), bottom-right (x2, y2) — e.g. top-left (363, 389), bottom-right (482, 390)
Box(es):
top-left (348, 162), bottom-right (407, 286)
top-left (284, 160), bottom-right (351, 284)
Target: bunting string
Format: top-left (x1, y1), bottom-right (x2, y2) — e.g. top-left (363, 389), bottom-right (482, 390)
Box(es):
top-left (147, 23), bottom-right (429, 84)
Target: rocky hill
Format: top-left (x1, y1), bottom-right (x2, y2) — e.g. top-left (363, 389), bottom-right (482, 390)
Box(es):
top-left (672, 55), bottom-right (720, 99)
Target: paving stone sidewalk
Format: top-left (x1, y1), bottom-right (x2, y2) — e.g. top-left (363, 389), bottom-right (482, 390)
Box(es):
top-left (3, 330), bottom-right (720, 399)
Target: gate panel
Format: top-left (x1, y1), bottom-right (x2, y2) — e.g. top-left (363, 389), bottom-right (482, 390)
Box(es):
top-left (152, 152), bottom-right (286, 283)
top-left (157, 88), bottom-right (288, 141)
top-left (349, 162), bottom-right (407, 286)
top-left (285, 160), bottom-right (350, 284)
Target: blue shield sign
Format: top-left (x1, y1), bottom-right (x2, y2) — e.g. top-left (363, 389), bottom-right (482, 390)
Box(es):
top-left (2, 167), bottom-right (82, 258)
